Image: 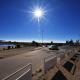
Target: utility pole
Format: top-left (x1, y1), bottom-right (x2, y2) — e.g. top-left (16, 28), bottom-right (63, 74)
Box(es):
top-left (42, 30), bottom-right (43, 46)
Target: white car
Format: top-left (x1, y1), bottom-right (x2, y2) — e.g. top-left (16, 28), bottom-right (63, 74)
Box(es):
top-left (48, 45), bottom-right (59, 50)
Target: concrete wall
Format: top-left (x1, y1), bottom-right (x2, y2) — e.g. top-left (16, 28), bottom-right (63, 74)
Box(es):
top-left (0, 46), bottom-right (16, 50)
top-left (0, 46), bottom-right (8, 50)
top-left (44, 56), bottom-right (57, 73)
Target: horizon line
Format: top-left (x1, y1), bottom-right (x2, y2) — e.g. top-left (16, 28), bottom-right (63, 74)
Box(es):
top-left (0, 39), bottom-right (66, 43)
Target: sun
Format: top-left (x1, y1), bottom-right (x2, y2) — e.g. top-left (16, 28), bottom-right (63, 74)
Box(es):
top-left (33, 8), bottom-right (43, 18)
top-left (28, 6), bottom-right (46, 23)
top-left (32, 7), bottom-right (45, 22)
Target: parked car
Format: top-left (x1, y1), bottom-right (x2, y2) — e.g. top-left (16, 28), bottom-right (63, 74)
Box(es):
top-left (48, 45), bottom-right (59, 50)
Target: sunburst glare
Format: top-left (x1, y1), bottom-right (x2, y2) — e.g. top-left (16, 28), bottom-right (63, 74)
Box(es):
top-left (28, 6), bottom-right (47, 23)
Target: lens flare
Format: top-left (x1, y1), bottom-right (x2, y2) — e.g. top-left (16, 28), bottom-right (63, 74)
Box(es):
top-left (28, 6), bottom-right (47, 23)
top-left (33, 8), bottom-right (43, 18)
top-left (32, 7), bottom-right (45, 22)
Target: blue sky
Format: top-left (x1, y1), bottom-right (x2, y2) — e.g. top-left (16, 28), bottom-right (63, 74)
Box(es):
top-left (0, 0), bottom-right (80, 42)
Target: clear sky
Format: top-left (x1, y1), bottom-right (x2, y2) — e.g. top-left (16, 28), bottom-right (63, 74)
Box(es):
top-left (0, 0), bottom-right (80, 42)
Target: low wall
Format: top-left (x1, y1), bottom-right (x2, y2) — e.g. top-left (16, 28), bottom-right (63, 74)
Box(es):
top-left (0, 46), bottom-right (8, 50)
top-left (44, 56), bottom-right (57, 73)
top-left (0, 46), bottom-right (16, 50)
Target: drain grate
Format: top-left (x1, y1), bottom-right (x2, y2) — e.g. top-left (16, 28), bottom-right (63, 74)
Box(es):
top-left (51, 70), bottom-right (67, 80)
top-left (70, 57), bottom-right (76, 62)
top-left (63, 61), bottom-right (73, 72)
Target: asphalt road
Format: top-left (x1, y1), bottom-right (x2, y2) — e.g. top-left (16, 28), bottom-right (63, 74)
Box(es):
top-left (0, 47), bottom-right (58, 79)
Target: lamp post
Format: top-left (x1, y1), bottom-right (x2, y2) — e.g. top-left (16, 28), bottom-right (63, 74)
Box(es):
top-left (42, 30), bottom-right (44, 45)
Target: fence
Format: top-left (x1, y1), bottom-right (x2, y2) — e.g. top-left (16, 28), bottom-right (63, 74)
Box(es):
top-left (44, 55), bottom-right (57, 73)
top-left (2, 63), bottom-right (32, 80)
top-left (44, 52), bottom-right (67, 74)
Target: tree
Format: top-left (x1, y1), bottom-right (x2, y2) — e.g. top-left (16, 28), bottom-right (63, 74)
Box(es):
top-left (76, 40), bottom-right (79, 46)
top-left (51, 41), bottom-right (53, 45)
top-left (32, 41), bottom-right (39, 46)
top-left (69, 39), bottom-right (74, 45)
top-left (66, 40), bottom-right (69, 45)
